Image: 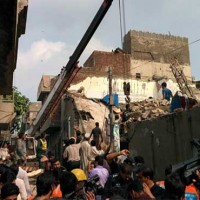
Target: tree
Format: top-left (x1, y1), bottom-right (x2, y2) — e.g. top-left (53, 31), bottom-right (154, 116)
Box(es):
top-left (12, 87), bottom-right (30, 116)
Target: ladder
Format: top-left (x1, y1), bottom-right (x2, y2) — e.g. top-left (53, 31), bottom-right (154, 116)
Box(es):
top-left (170, 59), bottom-right (195, 99)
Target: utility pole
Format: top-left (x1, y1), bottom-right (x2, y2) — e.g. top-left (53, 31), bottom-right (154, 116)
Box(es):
top-left (108, 67), bottom-right (114, 144)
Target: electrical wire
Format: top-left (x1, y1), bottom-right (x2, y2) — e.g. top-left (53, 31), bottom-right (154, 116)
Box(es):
top-left (118, 0), bottom-right (123, 48)
top-left (122, 0), bottom-right (126, 43)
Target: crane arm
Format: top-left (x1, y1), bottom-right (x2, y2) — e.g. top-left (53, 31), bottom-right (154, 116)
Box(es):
top-left (29, 0), bottom-right (113, 135)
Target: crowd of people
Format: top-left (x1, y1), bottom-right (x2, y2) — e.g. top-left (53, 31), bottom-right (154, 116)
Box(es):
top-left (0, 77), bottom-right (198, 200)
top-left (0, 117), bottom-right (200, 199)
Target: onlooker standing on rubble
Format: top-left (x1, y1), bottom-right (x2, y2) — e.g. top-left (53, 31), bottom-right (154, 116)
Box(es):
top-left (90, 122), bottom-right (103, 150)
top-left (16, 132), bottom-right (27, 161)
top-left (161, 82), bottom-right (173, 101)
top-left (113, 115), bottom-right (120, 152)
top-left (36, 133), bottom-right (48, 169)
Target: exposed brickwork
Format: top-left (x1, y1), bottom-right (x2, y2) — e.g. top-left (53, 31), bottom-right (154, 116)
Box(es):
top-left (123, 30), bottom-right (190, 65)
top-left (72, 50), bottom-right (131, 84)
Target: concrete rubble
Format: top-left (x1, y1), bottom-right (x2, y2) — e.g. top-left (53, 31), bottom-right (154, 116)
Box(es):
top-left (121, 99), bottom-right (171, 121)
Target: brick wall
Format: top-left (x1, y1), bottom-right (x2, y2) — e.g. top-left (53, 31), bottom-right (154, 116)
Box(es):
top-left (123, 30), bottom-right (190, 65)
top-left (72, 50), bottom-right (131, 84)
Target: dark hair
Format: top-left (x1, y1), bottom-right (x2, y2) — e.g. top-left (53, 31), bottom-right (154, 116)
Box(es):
top-left (120, 163), bottom-right (133, 174)
top-left (95, 155), bottom-right (104, 166)
top-left (1, 183), bottom-right (19, 199)
top-left (69, 138), bottom-right (75, 145)
top-left (91, 140), bottom-right (96, 147)
top-left (76, 130), bottom-right (81, 136)
top-left (134, 156), bottom-right (145, 164)
top-left (95, 122), bottom-right (99, 127)
top-left (164, 172), bottom-right (185, 199)
top-left (40, 132), bottom-right (46, 139)
top-left (115, 115), bottom-right (120, 120)
top-left (52, 158), bottom-right (60, 164)
top-left (36, 172), bottom-right (54, 197)
top-left (140, 167), bottom-right (154, 180)
top-left (76, 137), bottom-right (81, 144)
top-left (18, 132), bottom-right (24, 138)
top-left (10, 164), bottom-right (19, 176)
top-left (161, 82), bottom-right (167, 88)
top-left (60, 172), bottom-right (77, 197)
top-left (1, 169), bottom-right (16, 184)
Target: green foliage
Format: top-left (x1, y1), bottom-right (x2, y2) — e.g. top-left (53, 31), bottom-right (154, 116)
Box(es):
top-left (13, 87), bottom-right (30, 116)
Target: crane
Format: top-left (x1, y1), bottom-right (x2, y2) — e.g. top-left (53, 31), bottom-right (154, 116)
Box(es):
top-left (29, 0), bottom-right (114, 135)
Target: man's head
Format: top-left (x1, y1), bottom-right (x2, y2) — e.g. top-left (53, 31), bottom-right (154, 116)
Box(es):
top-left (164, 172), bottom-right (185, 199)
top-left (18, 132), bottom-right (25, 140)
top-left (128, 179), bottom-right (144, 199)
top-left (69, 137), bottom-right (76, 145)
top-left (136, 166), bottom-right (154, 185)
top-left (1, 183), bottom-right (19, 200)
top-left (40, 132), bottom-right (46, 139)
top-left (17, 159), bottom-right (26, 168)
top-left (95, 155), bottom-right (104, 167)
top-left (60, 171), bottom-right (78, 198)
top-left (95, 122), bottom-right (99, 127)
top-left (36, 172), bottom-right (54, 197)
top-left (84, 133), bottom-right (90, 141)
top-left (52, 159), bottom-right (61, 169)
top-left (91, 140), bottom-right (96, 147)
top-left (10, 164), bottom-right (19, 177)
top-left (115, 115), bottom-right (120, 121)
top-left (71, 168), bottom-right (87, 193)
top-left (0, 168), bottom-right (16, 184)
top-left (120, 163), bottom-right (133, 182)
top-left (161, 82), bottom-right (167, 88)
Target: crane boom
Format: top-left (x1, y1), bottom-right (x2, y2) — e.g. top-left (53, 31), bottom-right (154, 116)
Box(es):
top-left (29, 0), bottom-right (113, 135)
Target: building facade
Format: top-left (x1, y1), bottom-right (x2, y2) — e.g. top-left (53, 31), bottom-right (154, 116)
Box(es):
top-left (69, 30), bottom-right (194, 102)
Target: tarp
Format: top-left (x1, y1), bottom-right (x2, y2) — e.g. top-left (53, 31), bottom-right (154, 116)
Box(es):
top-left (101, 94), bottom-right (119, 107)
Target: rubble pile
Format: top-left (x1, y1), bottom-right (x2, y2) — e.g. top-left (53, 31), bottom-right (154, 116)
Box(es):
top-left (124, 99), bottom-right (171, 121)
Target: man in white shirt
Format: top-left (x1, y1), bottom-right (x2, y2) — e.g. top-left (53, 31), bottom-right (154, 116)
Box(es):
top-left (9, 164), bottom-right (28, 200)
top-left (17, 159), bottom-right (32, 197)
top-left (90, 140), bottom-right (104, 161)
top-left (63, 137), bottom-right (80, 171)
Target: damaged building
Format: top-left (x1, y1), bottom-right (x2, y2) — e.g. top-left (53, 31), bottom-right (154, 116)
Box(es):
top-left (69, 30), bottom-right (200, 102)
top-left (35, 75), bottom-right (110, 159)
top-left (30, 30), bottom-right (200, 180)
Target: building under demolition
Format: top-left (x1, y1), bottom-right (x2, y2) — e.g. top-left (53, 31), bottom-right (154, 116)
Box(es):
top-left (69, 30), bottom-right (200, 102)
top-left (28, 30), bottom-right (200, 180)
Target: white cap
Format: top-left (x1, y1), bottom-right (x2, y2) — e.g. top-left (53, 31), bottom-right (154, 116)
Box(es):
top-left (84, 133), bottom-right (90, 138)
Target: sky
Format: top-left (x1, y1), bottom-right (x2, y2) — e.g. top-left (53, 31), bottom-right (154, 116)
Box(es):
top-left (15, 0), bottom-right (200, 101)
